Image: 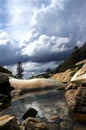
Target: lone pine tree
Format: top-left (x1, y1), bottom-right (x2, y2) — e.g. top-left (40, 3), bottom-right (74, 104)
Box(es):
top-left (16, 61), bottom-right (23, 79)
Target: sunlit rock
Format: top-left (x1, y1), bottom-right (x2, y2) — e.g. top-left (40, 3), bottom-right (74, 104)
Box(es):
top-left (0, 115), bottom-right (20, 130)
top-left (71, 63), bottom-right (86, 82)
top-left (9, 77), bottom-right (63, 91)
top-left (21, 117), bottom-right (48, 130)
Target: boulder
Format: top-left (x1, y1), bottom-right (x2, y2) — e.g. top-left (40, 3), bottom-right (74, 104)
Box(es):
top-left (21, 117), bottom-right (48, 130)
top-left (65, 81), bottom-right (83, 90)
top-left (65, 86), bottom-right (86, 113)
top-left (65, 89), bottom-right (78, 111)
top-left (81, 81), bottom-right (86, 87)
top-left (0, 73), bottom-right (14, 95)
top-left (65, 84), bottom-right (86, 122)
top-left (0, 115), bottom-right (20, 130)
top-left (22, 107), bottom-right (38, 120)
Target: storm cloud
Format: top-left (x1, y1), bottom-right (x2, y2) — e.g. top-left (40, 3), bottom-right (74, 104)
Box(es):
top-left (0, 0), bottom-right (86, 74)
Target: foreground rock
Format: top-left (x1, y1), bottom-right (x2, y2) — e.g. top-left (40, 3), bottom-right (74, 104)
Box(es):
top-left (22, 107), bottom-right (38, 120)
top-left (0, 115), bottom-right (20, 130)
top-left (0, 115), bottom-right (48, 130)
top-left (65, 81), bottom-right (86, 122)
top-left (20, 117), bottom-right (48, 130)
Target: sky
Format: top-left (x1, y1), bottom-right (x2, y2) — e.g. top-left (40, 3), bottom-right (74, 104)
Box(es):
top-left (0, 0), bottom-right (86, 78)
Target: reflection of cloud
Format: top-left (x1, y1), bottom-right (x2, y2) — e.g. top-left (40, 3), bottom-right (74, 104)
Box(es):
top-left (25, 101), bottom-right (56, 119)
top-left (24, 97), bottom-right (68, 120)
top-left (25, 102), bottom-right (43, 117)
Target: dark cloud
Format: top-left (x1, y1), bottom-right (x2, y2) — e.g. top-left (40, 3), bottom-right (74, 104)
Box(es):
top-left (0, 0), bottom-right (86, 71)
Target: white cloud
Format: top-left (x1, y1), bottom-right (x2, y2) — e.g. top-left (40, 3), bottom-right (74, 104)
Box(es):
top-left (0, 30), bottom-right (14, 47)
top-left (4, 64), bottom-right (17, 75)
top-left (3, 0), bottom-right (67, 41)
top-left (5, 61), bottom-right (60, 79)
top-left (21, 34), bottom-right (70, 57)
top-left (0, 0), bottom-right (86, 78)
top-left (22, 61), bottom-right (60, 78)
top-left (0, 31), bottom-right (8, 39)
top-left (6, 0), bottom-right (33, 41)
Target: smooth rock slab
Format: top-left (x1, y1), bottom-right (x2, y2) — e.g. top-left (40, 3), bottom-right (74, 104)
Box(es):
top-left (9, 78), bottom-right (63, 90)
top-left (0, 115), bottom-right (20, 130)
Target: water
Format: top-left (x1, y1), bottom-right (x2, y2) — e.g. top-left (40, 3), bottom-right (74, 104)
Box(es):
top-left (0, 89), bottom-right (86, 130)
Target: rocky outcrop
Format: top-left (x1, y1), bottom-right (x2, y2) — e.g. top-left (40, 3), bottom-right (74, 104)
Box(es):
top-left (0, 66), bottom-right (12, 74)
top-left (65, 82), bottom-right (86, 122)
top-left (51, 60), bottom-right (86, 82)
top-left (65, 89), bottom-right (79, 112)
top-left (51, 69), bottom-right (72, 82)
top-left (71, 62), bottom-right (86, 81)
top-left (0, 115), bottom-right (20, 130)
top-left (0, 73), bottom-right (14, 95)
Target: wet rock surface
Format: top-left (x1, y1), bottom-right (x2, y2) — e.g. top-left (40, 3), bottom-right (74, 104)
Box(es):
top-left (22, 107), bottom-right (38, 120)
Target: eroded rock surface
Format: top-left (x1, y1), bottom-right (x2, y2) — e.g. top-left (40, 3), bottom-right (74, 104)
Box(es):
top-left (0, 115), bottom-right (20, 130)
top-left (65, 81), bottom-right (86, 122)
top-left (20, 117), bottom-right (48, 130)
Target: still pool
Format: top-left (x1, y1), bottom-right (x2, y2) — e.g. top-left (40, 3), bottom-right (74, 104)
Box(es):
top-left (0, 89), bottom-right (86, 130)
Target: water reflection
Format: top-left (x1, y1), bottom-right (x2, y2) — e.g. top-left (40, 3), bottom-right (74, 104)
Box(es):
top-left (0, 89), bottom-right (86, 130)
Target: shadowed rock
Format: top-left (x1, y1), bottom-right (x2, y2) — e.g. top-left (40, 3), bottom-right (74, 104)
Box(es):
top-left (0, 73), bottom-right (14, 95)
top-left (0, 94), bottom-right (8, 103)
top-left (22, 107), bottom-right (38, 120)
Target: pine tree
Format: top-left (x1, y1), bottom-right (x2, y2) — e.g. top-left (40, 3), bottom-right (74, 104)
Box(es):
top-left (16, 62), bottom-right (23, 79)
